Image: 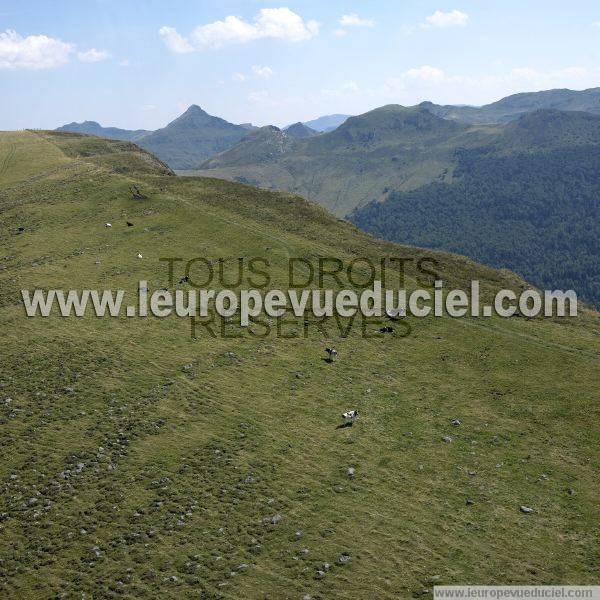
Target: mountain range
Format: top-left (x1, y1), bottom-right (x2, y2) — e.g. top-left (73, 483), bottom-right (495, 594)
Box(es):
top-left (55, 87), bottom-right (600, 305)
top-left (56, 87), bottom-right (600, 172)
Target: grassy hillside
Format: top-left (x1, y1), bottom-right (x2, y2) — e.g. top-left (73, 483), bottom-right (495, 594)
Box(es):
top-left (350, 110), bottom-right (600, 307)
top-left (0, 131), bottom-right (599, 599)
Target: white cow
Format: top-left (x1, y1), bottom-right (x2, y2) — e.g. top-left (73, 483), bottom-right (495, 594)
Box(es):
top-left (341, 410), bottom-right (359, 421)
top-left (325, 347), bottom-right (338, 362)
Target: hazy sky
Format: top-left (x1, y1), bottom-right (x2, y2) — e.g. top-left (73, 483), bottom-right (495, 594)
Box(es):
top-left (2, 1), bottom-right (600, 130)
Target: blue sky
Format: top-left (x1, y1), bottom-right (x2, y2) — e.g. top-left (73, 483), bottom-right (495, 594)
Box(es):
top-left (2, 1), bottom-right (600, 130)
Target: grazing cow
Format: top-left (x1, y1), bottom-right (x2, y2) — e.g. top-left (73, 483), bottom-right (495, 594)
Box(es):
top-left (179, 275), bottom-right (189, 284)
top-left (379, 326), bottom-right (394, 333)
top-left (137, 253), bottom-right (143, 259)
top-left (325, 347), bottom-right (338, 363)
top-left (341, 410), bottom-right (359, 421)
top-left (105, 223), bottom-right (112, 228)
top-left (127, 221), bottom-right (134, 227)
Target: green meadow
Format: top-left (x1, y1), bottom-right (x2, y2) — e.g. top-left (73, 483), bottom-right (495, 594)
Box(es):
top-left (0, 131), bottom-right (598, 598)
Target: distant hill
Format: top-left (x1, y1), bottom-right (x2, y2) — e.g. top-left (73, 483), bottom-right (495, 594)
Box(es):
top-left (426, 86), bottom-right (600, 124)
top-left (137, 105), bottom-right (250, 169)
top-left (350, 110), bottom-right (600, 307)
top-left (302, 113), bottom-right (351, 132)
top-left (55, 120), bottom-right (151, 142)
top-left (284, 122), bottom-right (319, 138)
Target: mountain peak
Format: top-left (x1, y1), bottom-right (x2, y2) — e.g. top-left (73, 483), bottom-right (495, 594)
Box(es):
top-left (183, 104), bottom-right (207, 116)
top-left (284, 122), bottom-right (318, 138)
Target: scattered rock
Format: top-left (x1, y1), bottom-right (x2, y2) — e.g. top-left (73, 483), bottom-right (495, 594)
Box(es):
top-left (520, 505), bottom-right (534, 514)
top-left (466, 499), bottom-right (474, 506)
top-left (265, 514), bottom-right (282, 525)
top-left (442, 436), bottom-right (452, 443)
top-left (346, 467), bottom-right (355, 479)
top-left (314, 570), bottom-right (325, 580)
top-left (451, 419), bottom-right (461, 426)
top-left (338, 553), bottom-right (351, 564)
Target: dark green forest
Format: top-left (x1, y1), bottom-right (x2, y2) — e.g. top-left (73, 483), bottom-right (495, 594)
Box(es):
top-left (351, 145), bottom-right (600, 307)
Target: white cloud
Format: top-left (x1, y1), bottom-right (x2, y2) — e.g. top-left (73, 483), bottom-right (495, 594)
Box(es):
top-left (333, 28), bottom-right (347, 37)
top-left (404, 65), bottom-right (447, 84)
top-left (160, 8), bottom-right (319, 52)
top-left (248, 90), bottom-right (270, 103)
top-left (0, 29), bottom-right (73, 69)
top-left (322, 81), bottom-right (360, 97)
top-left (252, 65), bottom-right (273, 79)
top-left (118, 59), bottom-right (131, 67)
top-left (339, 13), bottom-right (375, 27)
top-left (370, 64), bottom-right (600, 109)
top-left (593, 21), bottom-right (600, 28)
top-left (423, 10), bottom-right (469, 29)
top-left (158, 26), bottom-right (194, 53)
top-left (77, 48), bottom-right (109, 63)
top-left (232, 72), bottom-right (246, 82)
